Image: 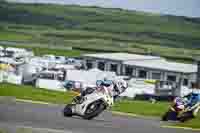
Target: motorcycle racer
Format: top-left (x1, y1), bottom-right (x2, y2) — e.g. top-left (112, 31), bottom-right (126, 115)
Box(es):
top-left (63, 78), bottom-right (128, 120)
top-left (73, 78), bottom-right (127, 104)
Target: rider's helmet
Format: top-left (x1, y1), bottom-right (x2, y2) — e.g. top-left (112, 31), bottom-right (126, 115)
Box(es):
top-left (113, 79), bottom-right (128, 94)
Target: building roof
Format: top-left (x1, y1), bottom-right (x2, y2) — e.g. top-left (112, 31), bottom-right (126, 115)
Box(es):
top-left (83, 52), bottom-right (197, 73)
top-left (5, 47), bottom-right (26, 52)
top-left (83, 53), bottom-right (163, 61)
top-left (124, 59), bottom-right (197, 73)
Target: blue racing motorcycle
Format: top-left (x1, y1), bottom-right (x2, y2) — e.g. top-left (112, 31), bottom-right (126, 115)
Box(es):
top-left (162, 92), bottom-right (200, 122)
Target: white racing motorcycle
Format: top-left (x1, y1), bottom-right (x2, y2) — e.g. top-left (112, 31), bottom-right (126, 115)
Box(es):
top-left (63, 79), bottom-right (127, 120)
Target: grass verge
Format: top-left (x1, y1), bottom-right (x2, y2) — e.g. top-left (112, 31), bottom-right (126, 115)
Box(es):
top-left (112, 99), bottom-right (169, 117)
top-left (0, 129), bottom-right (6, 133)
top-left (0, 83), bottom-right (199, 129)
top-left (112, 99), bottom-right (200, 129)
top-left (0, 83), bottom-right (76, 104)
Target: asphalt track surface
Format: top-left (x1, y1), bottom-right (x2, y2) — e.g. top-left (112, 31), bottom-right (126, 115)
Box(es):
top-left (0, 100), bottom-right (199, 133)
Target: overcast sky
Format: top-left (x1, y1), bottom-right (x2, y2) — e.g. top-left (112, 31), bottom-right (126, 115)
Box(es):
top-left (10, 0), bottom-right (200, 18)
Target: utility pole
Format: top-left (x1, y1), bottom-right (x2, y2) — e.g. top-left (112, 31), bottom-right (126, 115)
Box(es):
top-left (178, 73), bottom-right (184, 97)
top-left (196, 58), bottom-right (200, 89)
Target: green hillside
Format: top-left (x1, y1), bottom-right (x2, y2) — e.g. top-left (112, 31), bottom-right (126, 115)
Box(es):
top-left (0, 1), bottom-right (200, 62)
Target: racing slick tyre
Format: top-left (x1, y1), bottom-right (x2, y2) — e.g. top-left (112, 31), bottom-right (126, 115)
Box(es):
top-left (162, 110), bottom-right (178, 121)
top-left (63, 104), bottom-right (74, 117)
top-left (83, 100), bottom-right (106, 120)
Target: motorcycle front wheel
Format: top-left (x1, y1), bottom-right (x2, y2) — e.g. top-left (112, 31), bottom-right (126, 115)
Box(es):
top-left (178, 111), bottom-right (194, 123)
top-left (63, 104), bottom-right (74, 117)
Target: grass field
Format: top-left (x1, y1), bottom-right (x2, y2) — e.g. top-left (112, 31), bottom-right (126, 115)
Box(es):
top-left (0, 1), bottom-right (200, 63)
top-left (0, 31), bottom-right (33, 41)
top-left (0, 83), bottom-right (200, 128)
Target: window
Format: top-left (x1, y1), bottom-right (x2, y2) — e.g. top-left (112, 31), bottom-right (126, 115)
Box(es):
top-left (86, 60), bottom-right (93, 69)
top-left (39, 73), bottom-right (54, 80)
top-left (98, 62), bottom-right (105, 71)
top-left (55, 56), bottom-right (60, 59)
top-left (138, 70), bottom-right (147, 78)
top-left (183, 78), bottom-right (188, 86)
top-left (5, 51), bottom-right (14, 57)
top-left (110, 64), bottom-right (118, 72)
top-left (125, 66), bottom-right (133, 76)
top-left (167, 75), bottom-right (176, 82)
top-left (57, 73), bottom-right (65, 81)
top-left (152, 72), bottom-right (161, 80)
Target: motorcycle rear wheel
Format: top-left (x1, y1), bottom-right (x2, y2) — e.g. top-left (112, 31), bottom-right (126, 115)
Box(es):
top-left (83, 100), bottom-right (106, 120)
top-left (162, 111), bottom-right (170, 121)
top-left (162, 110), bottom-right (178, 121)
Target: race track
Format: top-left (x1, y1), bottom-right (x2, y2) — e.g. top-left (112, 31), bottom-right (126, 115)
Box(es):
top-left (0, 100), bottom-right (198, 133)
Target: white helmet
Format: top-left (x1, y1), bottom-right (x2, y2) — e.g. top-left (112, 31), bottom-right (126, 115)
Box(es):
top-left (113, 79), bottom-right (128, 94)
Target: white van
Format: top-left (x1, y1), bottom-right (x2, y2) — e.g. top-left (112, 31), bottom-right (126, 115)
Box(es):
top-left (4, 47), bottom-right (34, 58)
top-left (35, 70), bottom-right (66, 92)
